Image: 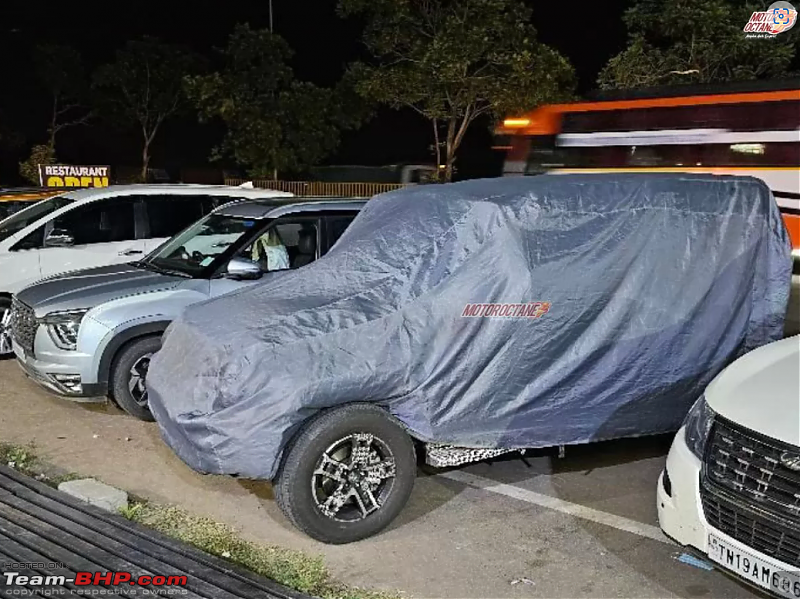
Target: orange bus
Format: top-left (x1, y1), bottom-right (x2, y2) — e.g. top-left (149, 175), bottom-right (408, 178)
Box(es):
top-left (495, 81), bottom-right (800, 250)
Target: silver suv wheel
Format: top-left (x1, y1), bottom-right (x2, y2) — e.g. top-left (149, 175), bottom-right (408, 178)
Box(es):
top-left (0, 303), bottom-right (13, 357)
top-left (128, 353), bottom-right (154, 407)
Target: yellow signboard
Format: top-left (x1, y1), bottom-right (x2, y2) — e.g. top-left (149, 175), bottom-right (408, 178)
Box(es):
top-left (38, 165), bottom-right (110, 188)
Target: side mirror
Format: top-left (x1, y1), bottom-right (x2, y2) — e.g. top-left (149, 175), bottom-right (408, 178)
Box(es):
top-left (45, 229), bottom-right (75, 248)
top-left (225, 257), bottom-right (263, 280)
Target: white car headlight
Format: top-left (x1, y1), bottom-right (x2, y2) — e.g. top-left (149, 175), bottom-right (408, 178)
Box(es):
top-left (42, 310), bottom-right (89, 351)
top-left (683, 395), bottom-right (716, 459)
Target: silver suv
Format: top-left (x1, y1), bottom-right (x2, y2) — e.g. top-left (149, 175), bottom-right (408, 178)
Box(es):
top-left (11, 197), bottom-right (365, 420)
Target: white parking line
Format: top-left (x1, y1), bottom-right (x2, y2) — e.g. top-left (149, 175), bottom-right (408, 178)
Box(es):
top-left (438, 470), bottom-right (671, 544)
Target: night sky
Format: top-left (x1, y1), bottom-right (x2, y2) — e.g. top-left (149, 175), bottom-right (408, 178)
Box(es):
top-left (1, 1), bottom-right (629, 183)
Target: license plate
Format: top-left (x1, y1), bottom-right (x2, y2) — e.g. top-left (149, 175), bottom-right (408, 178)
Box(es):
top-left (708, 533), bottom-right (800, 598)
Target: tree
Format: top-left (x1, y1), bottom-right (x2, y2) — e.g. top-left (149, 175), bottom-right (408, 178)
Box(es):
top-left (94, 38), bottom-right (201, 181)
top-left (340, 0), bottom-right (575, 181)
top-left (33, 44), bottom-right (91, 151)
top-left (19, 144), bottom-right (55, 185)
top-left (598, 0), bottom-right (798, 89)
top-left (186, 25), bottom-right (366, 178)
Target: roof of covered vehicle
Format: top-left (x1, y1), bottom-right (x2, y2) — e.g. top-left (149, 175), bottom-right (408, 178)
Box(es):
top-left (58, 184), bottom-right (294, 202)
top-left (215, 197), bottom-right (368, 219)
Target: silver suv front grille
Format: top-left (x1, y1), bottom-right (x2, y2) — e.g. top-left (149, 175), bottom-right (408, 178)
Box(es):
top-left (10, 297), bottom-right (37, 357)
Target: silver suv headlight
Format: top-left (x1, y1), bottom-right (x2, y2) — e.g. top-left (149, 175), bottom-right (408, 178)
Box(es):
top-left (683, 395), bottom-right (716, 459)
top-left (42, 310), bottom-right (89, 351)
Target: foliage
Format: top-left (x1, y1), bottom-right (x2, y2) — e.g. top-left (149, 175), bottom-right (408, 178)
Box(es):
top-left (94, 38), bottom-right (202, 180)
top-left (186, 25), bottom-right (367, 178)
top-left (340, 0), bottom-right (575, 181)
top-left (0, 442), bottom-right (36, 472)
top-left (0, 441), bottom-right (396, 599)
top-left (598, 0), bottom-right (798, 89)
top-left (131, 503), bottom-right (399, 599)
top-left (118, 501), bottom-right (146, 521)
top-left (33, 44), bottom-right (91, 147)
top-left (19, 143), bottom-right (56, 185)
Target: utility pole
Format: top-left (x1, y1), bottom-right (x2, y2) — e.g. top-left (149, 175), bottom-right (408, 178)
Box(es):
top-left (269, 0), bottom-right (274, 32)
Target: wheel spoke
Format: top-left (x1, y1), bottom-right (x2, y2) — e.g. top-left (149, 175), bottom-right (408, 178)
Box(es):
top-left (352, 482), bottom-right (380, 517)
top-left (127, 354), bottom-right (153, 405)
top-left (364, 456), bottom-right (396, 484)
top-left (319, 482), bottom-right (350, 518)
top-left (313, 453), bottom-right (350, 484)
top-left (350, 433), bottom-right (375, 466)
top-left (130, 361), bottom-right (149, 378)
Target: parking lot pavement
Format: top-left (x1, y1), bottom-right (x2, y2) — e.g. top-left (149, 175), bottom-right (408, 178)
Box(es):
top-left (0, 359), bottom-right (763, 599)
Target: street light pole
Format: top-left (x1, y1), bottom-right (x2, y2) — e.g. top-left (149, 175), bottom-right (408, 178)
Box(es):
top-left (269, 0), bottom-right (274, 32)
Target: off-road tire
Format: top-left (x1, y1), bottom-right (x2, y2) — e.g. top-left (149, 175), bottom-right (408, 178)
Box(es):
top-left (275, 403), bottom-right (416, 544)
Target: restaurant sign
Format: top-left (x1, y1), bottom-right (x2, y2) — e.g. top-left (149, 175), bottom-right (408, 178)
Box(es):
top-left (39, 165), bottom-right (110, 188)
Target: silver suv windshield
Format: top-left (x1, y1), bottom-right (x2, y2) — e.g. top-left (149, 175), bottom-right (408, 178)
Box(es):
top-left (0, 196), bottom-right (74, 242)
top-left (143, 213), bottom-right (260, 277)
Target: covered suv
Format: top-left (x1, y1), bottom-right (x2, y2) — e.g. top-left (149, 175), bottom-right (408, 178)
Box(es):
top-left (10, 197), bottom-right (364, 420)
top-left (147, 174), bottom-right (790, 543)
top-left (0, 184), bottom-right (292, 356)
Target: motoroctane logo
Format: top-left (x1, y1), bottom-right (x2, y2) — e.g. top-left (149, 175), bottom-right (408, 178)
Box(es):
top-left (744, 1), bottom-right (797, 36)
top-left (461, 302), bottom-right (551, 319)
top-left (38, 164), bottom-right (110, 188)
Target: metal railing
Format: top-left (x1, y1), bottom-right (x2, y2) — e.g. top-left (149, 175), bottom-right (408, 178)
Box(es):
top-left (224, 179), bottom-right (409, 198)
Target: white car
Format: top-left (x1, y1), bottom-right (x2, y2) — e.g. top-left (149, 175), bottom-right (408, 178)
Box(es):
top-left (658, 335), bottom-right (800, 598)
top-left (0, 184), bottom-right (291, 355)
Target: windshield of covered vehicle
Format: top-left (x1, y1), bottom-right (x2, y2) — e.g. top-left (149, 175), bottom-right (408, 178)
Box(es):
top-left (0, 196), bottom-right (74, 242)
top-left (144, 213), bottom-right (261, 277)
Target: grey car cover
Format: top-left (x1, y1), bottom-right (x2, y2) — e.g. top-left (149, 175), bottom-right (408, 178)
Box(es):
top-left (147, 174), bottom-right (791, 480)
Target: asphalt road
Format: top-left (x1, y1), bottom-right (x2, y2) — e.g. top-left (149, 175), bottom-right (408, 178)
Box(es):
top-left (0, 359), bottom-right (765, 599)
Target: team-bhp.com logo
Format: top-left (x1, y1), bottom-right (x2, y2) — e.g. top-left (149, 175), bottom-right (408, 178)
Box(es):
top-left (3, 570), bottom-right (188, 595)
top-left (744, 1), bottom-right (797, 36)
top-left (461, 302), bottom-right (551, 319)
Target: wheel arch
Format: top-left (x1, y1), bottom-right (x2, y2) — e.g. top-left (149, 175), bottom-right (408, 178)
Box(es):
top-left (98, 321), bottom-right (171, 387)
top-left (279, 401), bottom-right (420, 466)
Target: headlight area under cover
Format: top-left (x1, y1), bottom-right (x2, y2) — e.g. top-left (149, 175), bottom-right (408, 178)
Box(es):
top-left (42, 310), bottom-right (89, 351)
top-left (683, 395), bottom-right (716, 459)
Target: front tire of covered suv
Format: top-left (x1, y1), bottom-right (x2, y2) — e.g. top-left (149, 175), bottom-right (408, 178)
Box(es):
top-left (110, 335), bottom-right (161, 421)
top-left (275, 403), bottom-right (417, 544)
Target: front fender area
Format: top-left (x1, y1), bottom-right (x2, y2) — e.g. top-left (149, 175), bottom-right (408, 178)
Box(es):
top-left (89, 284), bottom-right (210, 386)
top-left (95, 319), bottom-right (172, 387)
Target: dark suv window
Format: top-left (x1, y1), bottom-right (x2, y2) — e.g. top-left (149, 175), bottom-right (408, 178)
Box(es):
top-left (326, 215), bottom-right (357, 249)
top-left (52, 197), bottom-right (136, 245)
top-left (144, 196), bottom-right (207, 239)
